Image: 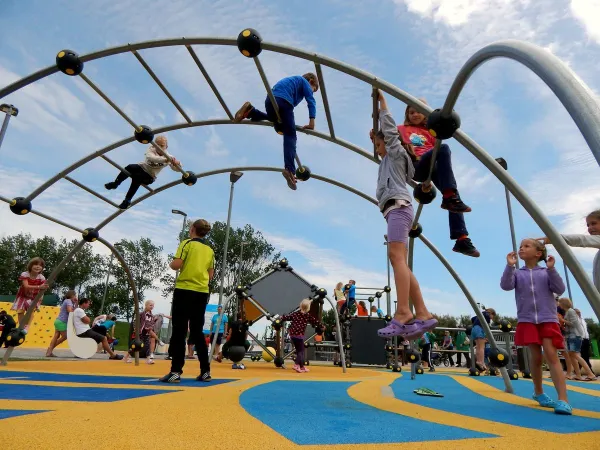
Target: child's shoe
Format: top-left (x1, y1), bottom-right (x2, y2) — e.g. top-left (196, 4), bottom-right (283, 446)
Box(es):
top-left (125, 355), bottom-right (133, 363)
top-left (234, 101), bottom-right (253, 122)
top-left (301, 366), bottom-right (310, 373)
top-left (293, 364), bottom-right (300, 371)
top-left (441, 193), bottom-right (472, 213)
top-left (146, 358), bottom-right (154, 365)
top-left (294, 365), bottom-right (303, 373)
top-left (533, 392), bottom-right (556, 408)
top-left (282, 169), bottom-right (297, 191)
top-left (149, 353), bottom-right (155, 359)
top-left (158, 340), bottom-right (165, 347)
top-left (554, 400), bottom-right (573, 415)
top-left (453, 238), bottom-right (481, 258)
top-left (105, 181), bottom-right (118, 190)
top-left (118, 199), bottom-right (131, 210)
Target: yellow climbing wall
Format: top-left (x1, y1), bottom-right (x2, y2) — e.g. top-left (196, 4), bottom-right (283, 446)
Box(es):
top-left (0, 302), bottom-right (66, 348)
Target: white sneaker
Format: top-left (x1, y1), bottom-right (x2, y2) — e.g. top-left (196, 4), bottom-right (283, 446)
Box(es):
top-left (455, 364), bottom-right (460, 367)
top-left (158, 341), bottom-right (165, 347)
top-left (125, 356), bottom-right (132, 364)
top-left (149, 353), bottom-right (155, 359)
top-left (146, 358), bottom-right (155, 365)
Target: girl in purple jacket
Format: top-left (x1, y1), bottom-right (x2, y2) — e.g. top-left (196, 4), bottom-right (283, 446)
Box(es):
top-left (501, 238), bottom-right (571, 415)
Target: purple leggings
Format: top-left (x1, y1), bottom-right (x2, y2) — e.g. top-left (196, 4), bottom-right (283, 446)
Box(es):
top-left (291, 337), bottom-right (305, 367)
top-left (385, 204), bottom-right (414, 245)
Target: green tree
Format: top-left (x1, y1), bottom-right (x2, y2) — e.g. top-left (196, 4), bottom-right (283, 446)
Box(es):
top-left (109, 238), bottom-right (166, 321)
top-left (160, 222), bottom-right (281, 300)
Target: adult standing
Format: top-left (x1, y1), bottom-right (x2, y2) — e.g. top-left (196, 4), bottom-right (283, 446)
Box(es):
top-left (160, 219), bottom-right (215, 383)
top-left (210, 305), bottom-right (228, 360)
top-left (455, 330), bottom-right (471, 368)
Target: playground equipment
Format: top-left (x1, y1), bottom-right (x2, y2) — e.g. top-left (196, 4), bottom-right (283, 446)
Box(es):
top-left (0, 31), bottom-right (598, 395)
top-left (66, 312), bottom-right (97, 359)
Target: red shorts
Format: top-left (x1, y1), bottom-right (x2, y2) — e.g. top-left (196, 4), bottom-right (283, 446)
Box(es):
top-left (515, 322), bottom-right (564, 349)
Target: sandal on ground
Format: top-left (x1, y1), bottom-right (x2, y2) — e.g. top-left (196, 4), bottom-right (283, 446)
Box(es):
top-left (583, 376), bottom-right (598, 382)
top-left (475, 363), bottom-right (487, 373)
top-left (45, 353), bottom-right (57, 358)
top-left (533, 392), bottom-right (556, 408)
top-left (554, 400), bottom-right (573, 415)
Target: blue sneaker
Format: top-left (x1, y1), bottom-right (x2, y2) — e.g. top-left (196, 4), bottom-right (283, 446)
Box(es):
top-left (554, 400), bottom-right (573, 415)
top-left (533, 393), bottom-right (556, 408)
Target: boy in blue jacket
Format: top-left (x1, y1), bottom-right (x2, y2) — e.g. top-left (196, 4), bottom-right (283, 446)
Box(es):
top-left (234, 73), bottom-right (319, 190)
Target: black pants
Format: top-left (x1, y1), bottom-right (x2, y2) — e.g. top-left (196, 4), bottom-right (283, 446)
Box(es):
top-left (114, 164), bottom-right (155, 200)
top-left (456, 351), bottom-right (471, 367)
top-left (170, 288), bottom-right (210, 374)
top-left (581, 338), bottom-right (595, 375)
top-left (445, 346), bottom-right (455, 365)
top-left (291, 337), bottom-right (305, 367)
top-left (421, 343), bottom-right (432, 366)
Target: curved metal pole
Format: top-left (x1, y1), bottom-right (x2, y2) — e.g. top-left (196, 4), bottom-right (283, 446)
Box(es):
top-left (452, 131), bottom-right (600, 320)
top-left (442, 40), bottom-right (600, 167)
top-left (324, 295), bottom-right (347, 373)
top-left (418, 234), bottom-right (513, 393)
top-left (1, 240), bottom-right (86, 365)
top-left (23, 121), bottom-right (375, 202)
top-left (97, 237), bottom-right (141, 365)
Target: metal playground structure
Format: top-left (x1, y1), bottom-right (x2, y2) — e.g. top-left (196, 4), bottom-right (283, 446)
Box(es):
top-left (1, 29), bottom-right (599, 394)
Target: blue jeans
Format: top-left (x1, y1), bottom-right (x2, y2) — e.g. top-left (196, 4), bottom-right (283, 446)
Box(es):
top-left (567, 336), bottom-right (582, 352)
top-left (249, 97), bottom-right (297, 172)
top-left (414, 144), bottom-right (468, 240)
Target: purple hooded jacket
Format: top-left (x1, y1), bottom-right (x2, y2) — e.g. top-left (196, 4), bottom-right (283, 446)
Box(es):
top-left (500, 265), bottom-right (565, 324)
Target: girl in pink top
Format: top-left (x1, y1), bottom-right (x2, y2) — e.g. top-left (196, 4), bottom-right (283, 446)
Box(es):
top-left (398, 102), bottom-right (479, 258)
top-left (11, 257), bottom-right (49, 330)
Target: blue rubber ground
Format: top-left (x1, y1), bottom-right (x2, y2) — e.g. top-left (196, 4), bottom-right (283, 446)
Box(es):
top-left (391, 376), bottom-right (600, 433)
top-left (566, 380), bottom-right (600, 391)
top-left (0, 370), bottom-right (234, 387)
top-left (240, 380), bottom-right (495, 445)
top-left (0, 409), bottom-right (48, 420)
top-left (0, 384), bottom-right (177, 401)
top-left (477, 377), bottom-right (600, 413)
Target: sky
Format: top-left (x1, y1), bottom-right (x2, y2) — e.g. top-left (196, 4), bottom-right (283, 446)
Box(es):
top-left (1, 0), bottom-right (600, 325)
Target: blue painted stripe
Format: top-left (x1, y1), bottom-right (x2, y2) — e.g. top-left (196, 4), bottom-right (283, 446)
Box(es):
top-left (0, 384), bottom-right (178, 402)
top-left (391, 376), bottom-right (600, 433)
top-left (0, 409), bottom-right (48, 420)
top-left (240, 380), bottom-right (495, 445)
top-left (566, 380), bottom-right (600, 391)
top-left (0, 370), bottom-right (234, 387)
top-left (477, 377), bottom-right (600, 413)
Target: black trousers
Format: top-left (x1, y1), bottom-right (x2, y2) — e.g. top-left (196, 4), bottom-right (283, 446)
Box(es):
top-left (421, 343), bottom-right (432, 365)
top-left (170, 288), bottom-right (210, 374)
top-left (456, 351), bottom-right (471, 367)
top-left (581, 338), bottom-right (595, 375)
top-left (114, 164), bottom-right (155, 200)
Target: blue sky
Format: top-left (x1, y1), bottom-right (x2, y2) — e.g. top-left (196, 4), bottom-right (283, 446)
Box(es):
top-left (1, 0), bottom-right (600, 322)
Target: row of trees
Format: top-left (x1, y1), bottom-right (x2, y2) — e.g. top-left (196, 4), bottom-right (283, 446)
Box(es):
top-left (0, 222), bottom-right (281, 321)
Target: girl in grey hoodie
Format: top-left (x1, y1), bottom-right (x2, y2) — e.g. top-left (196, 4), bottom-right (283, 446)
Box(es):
top-left (373, 91), bottom-right (437, 341)
top-left (501, 238), bottom-right (571, 415)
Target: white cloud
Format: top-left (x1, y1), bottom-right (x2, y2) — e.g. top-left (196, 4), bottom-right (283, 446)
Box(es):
top-left (570, 0), bottom-right (600, 43)
top-left (397, 0), bottom-right (509, 27)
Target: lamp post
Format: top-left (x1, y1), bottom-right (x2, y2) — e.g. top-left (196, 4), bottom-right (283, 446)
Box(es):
top-left (217, 171), bottom-right (244, 307)
top-left (99, 242), bottom-right (122, 315)
top-left (166, 209), bottom-right (188, 339)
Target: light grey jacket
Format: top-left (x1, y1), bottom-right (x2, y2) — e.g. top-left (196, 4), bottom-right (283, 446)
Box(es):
top-left (376, 109), bottom-right (415, 211)
top-left (562, 234), bottom-right (600, 293)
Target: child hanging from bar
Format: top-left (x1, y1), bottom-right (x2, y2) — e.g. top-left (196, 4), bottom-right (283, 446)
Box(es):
top-left (105, 135), bottom-right (181, 209)
top-left (233, 74), bottom-right (319, 191)
top-left (279, 298), bottom-right (324, 373)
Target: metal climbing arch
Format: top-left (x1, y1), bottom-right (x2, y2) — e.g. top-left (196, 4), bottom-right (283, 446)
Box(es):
top-left (0, 30), bottom-right (599, 393)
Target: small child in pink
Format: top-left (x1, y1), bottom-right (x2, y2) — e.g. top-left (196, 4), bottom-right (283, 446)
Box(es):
top-left (279, 299), bottom-right (323, 373)
top-left (11, 257), bottom-right (49, 329)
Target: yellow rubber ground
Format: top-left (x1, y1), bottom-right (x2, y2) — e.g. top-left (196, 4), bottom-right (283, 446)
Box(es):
top-left (1, 360), bottom-right (599, 449)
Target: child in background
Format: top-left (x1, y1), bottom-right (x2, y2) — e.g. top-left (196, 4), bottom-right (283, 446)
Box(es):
top-left (334, 282), bottom-right (346, 314)
top-left (575, 308), bottom-right (595, 376)
top-left (46, 290), bottom-right (77, 357)
top-left (234, 74), bottom-right (319, 190)
top-left (559, 298), bottom-right (596, 381)
top-left (538, 209), bottom-right (600, 292)
top-left (357, 301), bottom-right (369, 317)
top-left (371, 305), bottom-right (384, 318)
top-left (279, 299), bottom-right (323, 373)
top-left (11, 257), bottom-right (49, 330)
top-left (470, 308), bottom-right (495, 373)
top-left (104, 135), bottom-right (181, 209)
top-left (371, 91), bottom-right (437, 340)
top-left (500, 238), bottom-right (572, 414)
top-left (219, 314), bottom-right (251, 369)
top-left (397, 102), bottom-right (479, 258)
